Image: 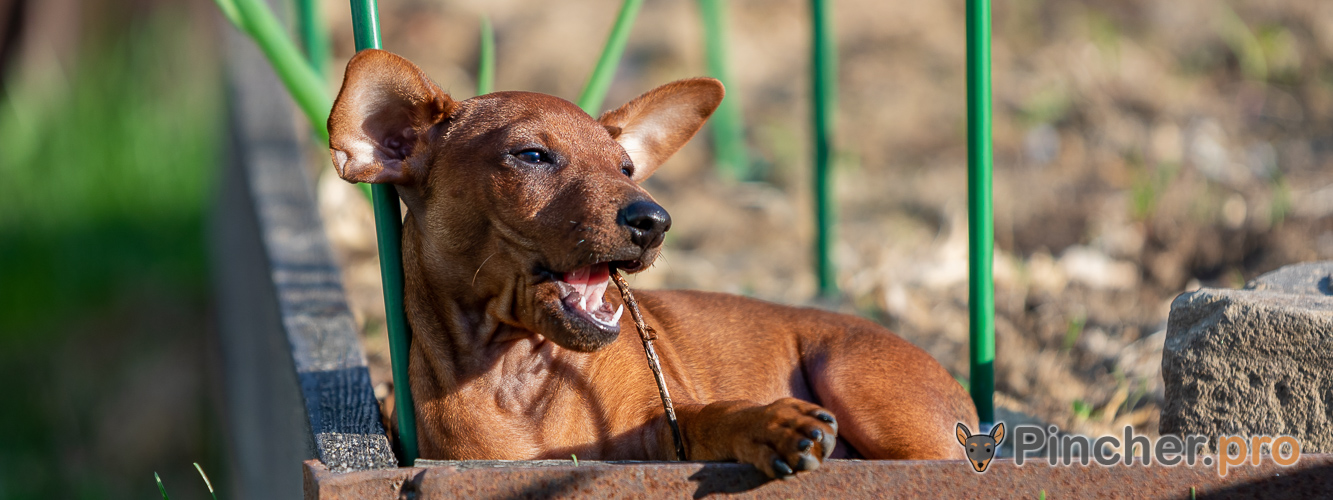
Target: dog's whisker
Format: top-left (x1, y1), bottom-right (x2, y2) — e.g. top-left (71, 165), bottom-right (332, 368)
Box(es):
top-left (471, 252), bottom-right (498, 287)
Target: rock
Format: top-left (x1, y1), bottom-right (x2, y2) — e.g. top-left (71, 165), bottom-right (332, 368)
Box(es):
top-left (1025, 250), bottom-right (1068, 295)
top-left (1058, 245), bottom-right (1140, 291)
top-left (1160, 262), bottom-right (1333, 452)
top-left (1186, 118), bottom-right (1247, 185)
top-left (1244, 261), bottom-right (1333, 296)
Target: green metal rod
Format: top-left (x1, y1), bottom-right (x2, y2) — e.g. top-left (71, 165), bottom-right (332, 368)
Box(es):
top-left (296, 0), bottom-right (328, 75)
top-left (347, 0), bottom-right (419, 465)
top-left (810, 0), bottom-right (837, 298)
top-left (230, 0), bottom-right (331, 143)
top-left (476, 16), bottom-right (495, 95)
top-left (577, 0), bottom-right (644, 115)
top-left (697, 0), bottom-right (749, 180)
top-left (966, 0), bottom-right (995, 426)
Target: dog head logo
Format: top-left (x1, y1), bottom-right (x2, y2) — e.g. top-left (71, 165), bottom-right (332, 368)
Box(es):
top-left (956, 422), bottom-right (1004, 472)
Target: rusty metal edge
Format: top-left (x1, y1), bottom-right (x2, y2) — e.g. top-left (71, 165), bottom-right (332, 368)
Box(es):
top-left (304, 454), bottom-right (1333, 499)
top-left (304, 460), bottom-right (425, 500)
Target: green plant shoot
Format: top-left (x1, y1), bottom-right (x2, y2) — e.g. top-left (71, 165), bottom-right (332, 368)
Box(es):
top-left (194, 463), bottom-right (217, 500)
top-left (155, 472), bottom-right (169, 500)
top-left (578, 0), bottom-right (644, 114)
top-left (219, 0), bottom-right (331, 144)
top-left (477, 16), bottom-right (496, 95)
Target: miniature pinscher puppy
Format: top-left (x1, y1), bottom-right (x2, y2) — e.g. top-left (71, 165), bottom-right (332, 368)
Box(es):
top-left (328, 49), bottom-right (977, 478)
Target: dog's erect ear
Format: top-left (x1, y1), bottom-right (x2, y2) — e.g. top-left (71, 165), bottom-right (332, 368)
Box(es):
top-left (990, 422), bottom-right (1005, 444)
top-left (598, 77), bottom-right (724, 182)
top-left (328, 49), bottom-right (456, 185)
top-left (956, 423), bottom-right (971, 446)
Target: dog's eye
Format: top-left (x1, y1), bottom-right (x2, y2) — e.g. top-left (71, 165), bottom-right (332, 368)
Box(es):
top-left (515, 149), bottom-right (548, 164)
top-left (621, 166), bottom-right (633, 177)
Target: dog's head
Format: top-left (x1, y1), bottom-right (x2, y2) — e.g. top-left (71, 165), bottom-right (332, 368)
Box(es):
top-left (327, 49), bottom-right (722, 352)
top-left (956, 423), bottom-right (1004, 472)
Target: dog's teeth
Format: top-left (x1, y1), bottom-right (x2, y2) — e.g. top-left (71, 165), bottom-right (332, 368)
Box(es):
top-left (586, 277), bottom-right (609, 312)
top-left (588, 285), bottom-right (603, 311)
top-left (610, 304), bottom-right (623, 324)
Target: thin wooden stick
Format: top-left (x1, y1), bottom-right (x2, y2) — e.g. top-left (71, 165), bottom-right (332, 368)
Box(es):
top-left (610, 272), bottom-right (687, 461)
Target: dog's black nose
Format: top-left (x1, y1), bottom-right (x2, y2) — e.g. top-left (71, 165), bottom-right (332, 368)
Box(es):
top-left (618, 200), bottom-right (671, 249)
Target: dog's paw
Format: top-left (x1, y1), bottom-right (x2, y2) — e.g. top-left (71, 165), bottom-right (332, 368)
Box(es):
top-left (735, 398), bottom-right (838, 479)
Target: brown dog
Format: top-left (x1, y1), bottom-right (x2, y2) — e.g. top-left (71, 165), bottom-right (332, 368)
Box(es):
top-left (328, 49), bottom-right (977, 478)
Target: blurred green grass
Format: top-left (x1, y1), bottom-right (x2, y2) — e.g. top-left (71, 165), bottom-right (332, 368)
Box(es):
top-left (0, 6), bottom-right (223, 499)
top-left (0, 11), bottom-right (219, 341)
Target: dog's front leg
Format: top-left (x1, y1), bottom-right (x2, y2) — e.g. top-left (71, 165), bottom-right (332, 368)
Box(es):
top-left (670, 398), bottom-right (839, 478)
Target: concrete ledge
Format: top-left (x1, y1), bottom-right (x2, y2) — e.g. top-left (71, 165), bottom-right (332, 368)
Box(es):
top-left (304, 455), bottom-right (1333, 499)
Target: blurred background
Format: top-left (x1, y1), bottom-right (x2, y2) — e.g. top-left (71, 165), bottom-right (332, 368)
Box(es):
top-left (2, 0), bottom-right (1331, 497)
top-left (0, 0), bottom-right (224, 498)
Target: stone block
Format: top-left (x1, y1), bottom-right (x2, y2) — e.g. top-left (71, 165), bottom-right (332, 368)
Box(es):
top-left (1160, 262), bottom-right (1333, 452)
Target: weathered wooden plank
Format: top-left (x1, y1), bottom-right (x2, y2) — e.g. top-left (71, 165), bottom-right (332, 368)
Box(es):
top-left (215, 4), bottom-right (396, 496)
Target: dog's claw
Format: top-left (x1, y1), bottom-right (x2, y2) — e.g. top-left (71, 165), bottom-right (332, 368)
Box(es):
top-left (736, 398), bottom-right (837, 478)
top-left (797, 438), bottom-right (813, 452)
top-left (794, 453), bottom-right (820, 472)
top-left (815, 412), bottom-right (835, 424)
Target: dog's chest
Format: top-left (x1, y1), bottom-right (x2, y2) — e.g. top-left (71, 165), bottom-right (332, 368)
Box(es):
top-left (487, 341), bottom-right (567, 414)
top-left (434, 338), bottom-right (655, 458)
top-left (458, 337), bottom-right (560, 412)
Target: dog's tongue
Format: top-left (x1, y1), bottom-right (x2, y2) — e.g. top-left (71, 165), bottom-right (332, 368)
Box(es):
top-left (561, 263), bottom-right (622, 325)
top-left (564, 263), bottom-right (610, 312)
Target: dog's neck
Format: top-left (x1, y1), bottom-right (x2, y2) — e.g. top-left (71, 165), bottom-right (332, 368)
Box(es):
top-left (400, 210), bottom-right (568, 378)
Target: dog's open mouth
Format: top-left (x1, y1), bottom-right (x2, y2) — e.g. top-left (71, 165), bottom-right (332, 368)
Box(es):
top-left (554, 262), bottom-right (625, 330)
top-left (535, 256), bottom-right (650, 349)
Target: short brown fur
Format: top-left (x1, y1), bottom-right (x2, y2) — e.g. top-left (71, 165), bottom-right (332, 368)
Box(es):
top-left (329, 49), bottom-right (977, 478)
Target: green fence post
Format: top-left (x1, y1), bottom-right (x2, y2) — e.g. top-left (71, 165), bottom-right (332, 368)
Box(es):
top-left (347, 0), bottom-right (419, 465)
top-left (810, 0), bottom-right (837, 298)
top-left (966, 0), bottom-right (995, 427)
top-left (697, 0), bottom-right (749, 180)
